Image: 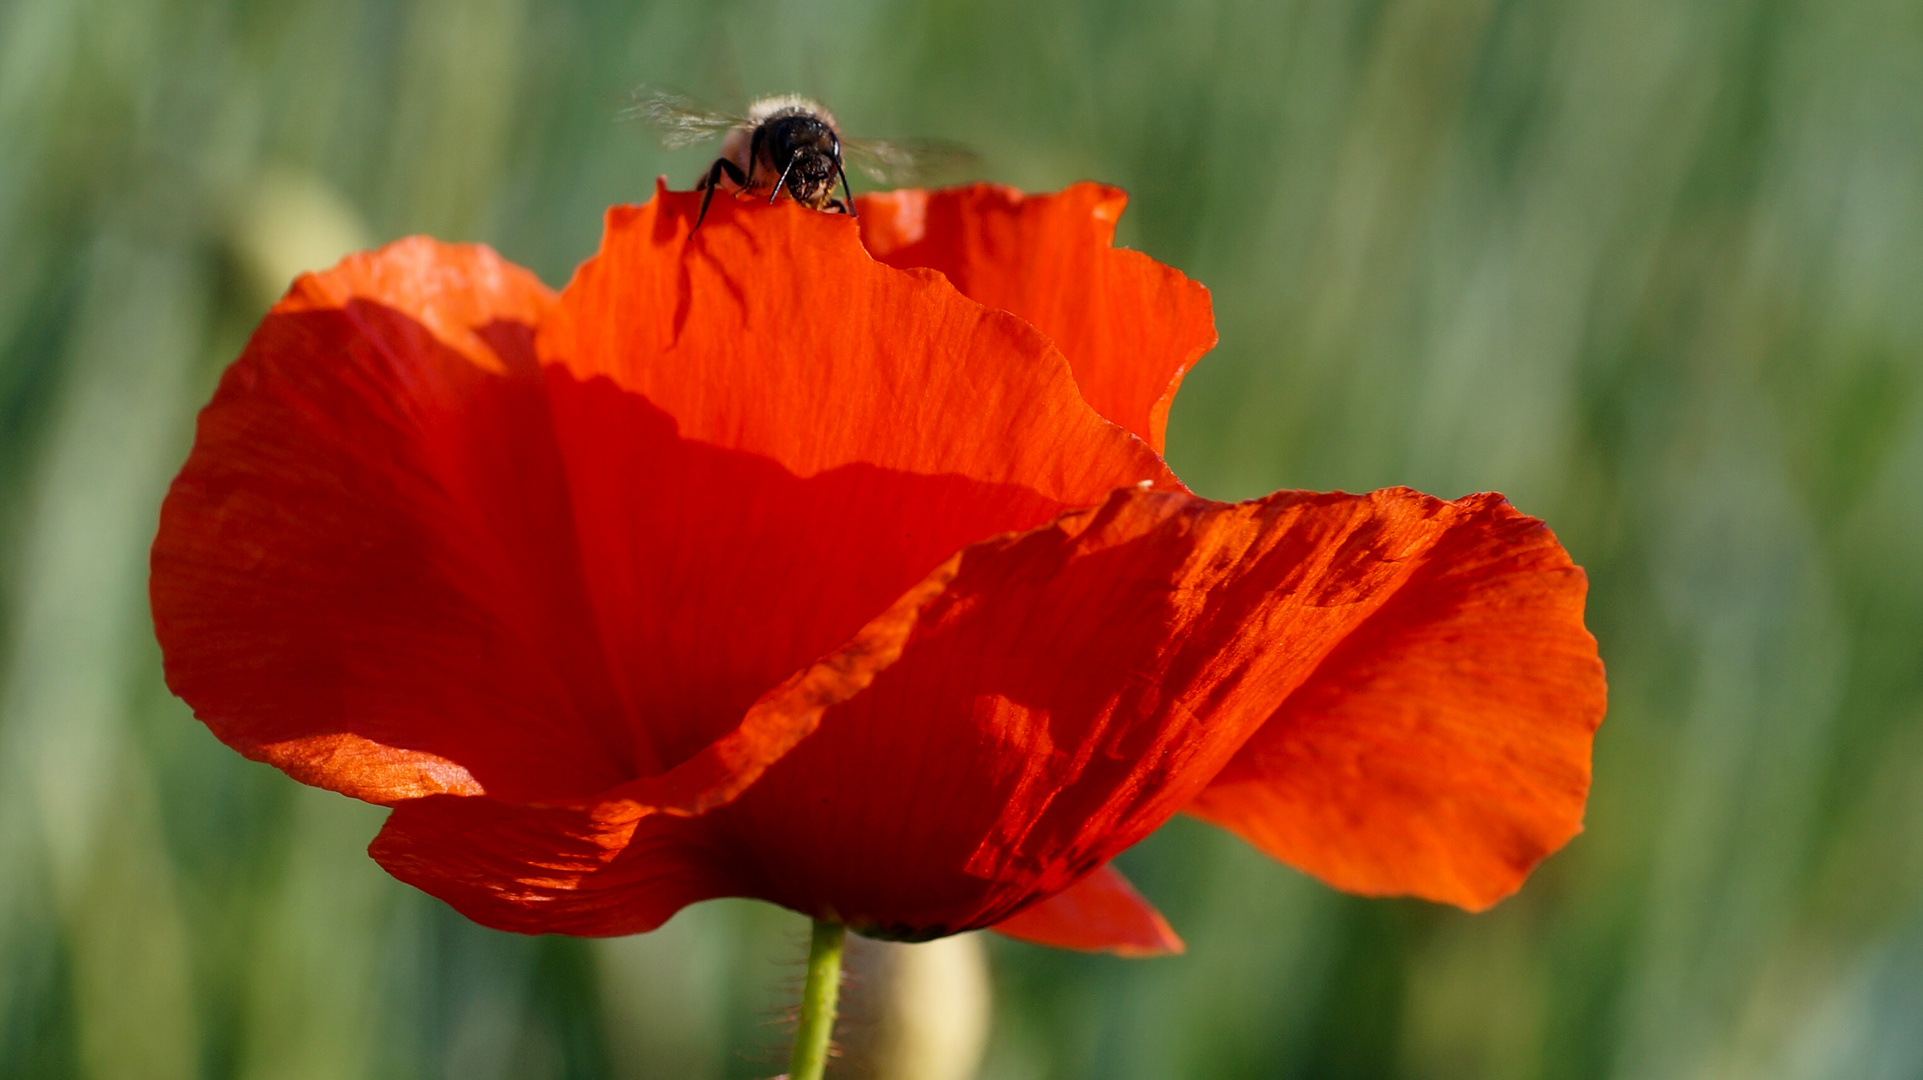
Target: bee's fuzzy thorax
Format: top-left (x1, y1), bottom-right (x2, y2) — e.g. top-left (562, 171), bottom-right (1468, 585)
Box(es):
top-left (745, 95), bottom-right (838, 132)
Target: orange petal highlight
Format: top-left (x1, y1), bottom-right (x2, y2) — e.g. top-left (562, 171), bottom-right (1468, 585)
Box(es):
top-left (993, 865), bottom-right (1184, 956)
top-left (857, 183), bottom-right (1216, 452)
top-left (271, 236), bottom-right (554, 373)
top-left (702, 486), bottom-right (1587, 938)
top-left (1186, 491), bottom-right (1606, 910)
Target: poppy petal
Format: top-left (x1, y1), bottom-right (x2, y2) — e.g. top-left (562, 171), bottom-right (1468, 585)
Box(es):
top-left (537, 186), bottom-right (1178, 771)
top-left (704, 485), bottom-right (1581, 938)
top-left (991, 864), bottom-right (1184, 956)
top-left (857, 183), bottom-right (1216, 452)
top-left (1186, 491), bottom-right (1605, 910)
top-left (151, 239), bottom-right (634, 804)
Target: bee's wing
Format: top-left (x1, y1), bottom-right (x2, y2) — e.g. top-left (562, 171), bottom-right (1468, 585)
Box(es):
top-left (623, 88), bottom-right (746, 149)
top-left (840, 137), bottom-right (979, 185)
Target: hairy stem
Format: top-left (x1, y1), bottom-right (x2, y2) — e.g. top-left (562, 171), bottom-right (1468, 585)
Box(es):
top-left (788, 919), bottom-right (846, 1080)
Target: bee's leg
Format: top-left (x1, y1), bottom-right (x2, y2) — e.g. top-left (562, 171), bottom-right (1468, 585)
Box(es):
top-left (694, 157), bottom-right (750, 230)
top-left (835, 159), bottom-right (857, 217)
top-left (745, 126), bottom-right (766, 190)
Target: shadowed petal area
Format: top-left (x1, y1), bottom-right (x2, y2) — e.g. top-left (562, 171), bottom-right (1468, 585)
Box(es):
top-left (366, 563), bottom-right (960, 937)
top-left (152, 240), bottom-right (638, 804)
top-left (539, 186), bottom-right (1177, 769)
top-left (992, 864), bottom-right (1184, 956)
top-left (856, 183), bottom-right (1216, 452)
top-left (705, 486), bottom-right (1570, 938)
top-left (1186, 492), bottom-right (1606, 910)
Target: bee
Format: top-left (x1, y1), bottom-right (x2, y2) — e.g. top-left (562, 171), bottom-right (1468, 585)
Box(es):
top-left (628, 88), bottom-right (975, 229)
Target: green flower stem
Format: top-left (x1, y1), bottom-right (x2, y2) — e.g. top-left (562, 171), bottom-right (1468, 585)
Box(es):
top-left (789, 919), bottom-right (847, 1080)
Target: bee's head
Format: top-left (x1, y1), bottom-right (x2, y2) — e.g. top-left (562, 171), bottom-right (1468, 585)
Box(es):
top-left (766, 113), bottom-right (842, 207)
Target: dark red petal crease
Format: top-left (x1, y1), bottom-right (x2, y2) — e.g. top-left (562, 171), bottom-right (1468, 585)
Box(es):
top-left (365, 559), bottom-right (961, 936)
top-left (992, 864), bottom-right (1184, 956)
top-left (857, 183), bottom-right (1216, 452)
top-left (1187, 492), bottom-right (1606, 910)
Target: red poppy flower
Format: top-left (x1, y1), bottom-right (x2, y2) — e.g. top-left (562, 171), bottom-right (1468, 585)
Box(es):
top-left (150, 181), bottom-right (1605, 956)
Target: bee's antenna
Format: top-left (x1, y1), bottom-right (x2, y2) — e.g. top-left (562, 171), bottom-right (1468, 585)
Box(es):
top-left (770, 156), bottom-right (797, 204)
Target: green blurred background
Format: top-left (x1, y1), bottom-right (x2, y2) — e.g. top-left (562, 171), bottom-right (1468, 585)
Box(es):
top-left (4, 0), bottom-right (1922, 1077)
